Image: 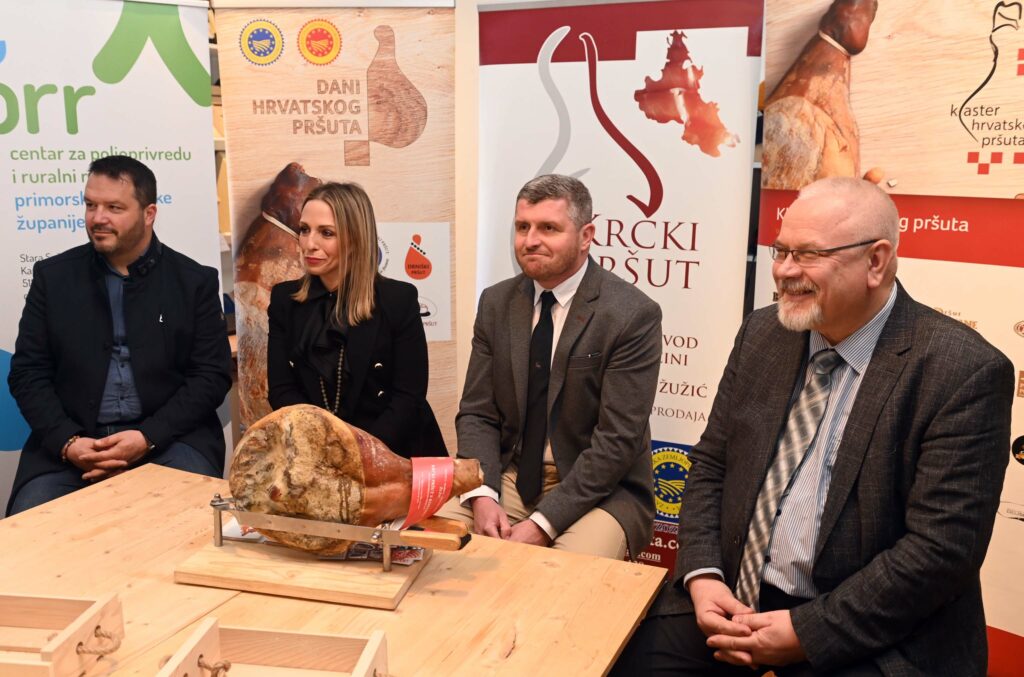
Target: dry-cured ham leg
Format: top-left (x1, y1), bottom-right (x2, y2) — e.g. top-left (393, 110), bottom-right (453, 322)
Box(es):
top-left (229, 405), bottom-right (483, 556)
top-left (234, 163), bottom-right (321, 424)
top-left (762, 0), bottom-right (878, 190)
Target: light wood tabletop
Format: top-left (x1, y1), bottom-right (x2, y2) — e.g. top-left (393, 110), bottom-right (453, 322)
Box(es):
top-left (1, 464), bottom-right (665, 675)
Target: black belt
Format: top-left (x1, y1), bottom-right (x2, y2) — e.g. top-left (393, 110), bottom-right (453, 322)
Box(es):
top-left (759, 582), bottom-right (813, 612)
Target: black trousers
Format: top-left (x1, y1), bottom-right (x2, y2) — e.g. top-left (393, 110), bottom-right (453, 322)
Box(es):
top-left (611, 583), bottom-right (884, 677)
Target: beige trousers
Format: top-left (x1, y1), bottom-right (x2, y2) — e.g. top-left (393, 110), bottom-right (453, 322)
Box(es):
top-left (435, 464), bottom-right (627, 560)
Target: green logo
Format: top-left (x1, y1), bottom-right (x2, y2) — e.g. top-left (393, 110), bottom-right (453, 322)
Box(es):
top-left (93, 2), bottom-right (210, 107)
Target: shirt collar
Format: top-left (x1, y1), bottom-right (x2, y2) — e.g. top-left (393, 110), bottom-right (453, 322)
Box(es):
top-left (306, 274), bottom-right (335, 301)
top-left (532, 258), bottom-right (589, 307)
top-left (809, 284), bottom-right (898, 375)
top-left (98, 235), bottom-right (158, 279)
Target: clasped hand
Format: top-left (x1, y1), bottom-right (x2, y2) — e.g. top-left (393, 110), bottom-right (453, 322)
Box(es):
top-left (469, 496), bottom-right (552, 546)
top-left (65, 430), bottom-right (150, 482)
top-left (689, 575), bottom-right (806, 669)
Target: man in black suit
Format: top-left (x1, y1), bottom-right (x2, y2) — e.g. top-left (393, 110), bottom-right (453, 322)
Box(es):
top-left (616, 177), bottom-right (1014, 675)
top-left (7, 155), bottom-right (232, 515)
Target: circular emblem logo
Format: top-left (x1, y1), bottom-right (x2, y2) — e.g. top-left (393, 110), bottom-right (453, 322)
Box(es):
top-left (1014, 321), bottom-right (1024, 338)
top-left (298, 19), bottom-right (341, 66)
top-left (377, 237), bottom-right (391, 273)
top-left (1013, 436), bottom-right (1024, 465)
top-left (240, 19), bottom-right (283, 66)
top-left (652, 447), bottom-right (691, 519)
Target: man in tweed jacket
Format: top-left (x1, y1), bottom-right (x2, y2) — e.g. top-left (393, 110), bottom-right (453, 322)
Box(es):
top-left (618, 177), bottom-right (1014, 676)
top-left (439, 174), bottom-right (661, 560)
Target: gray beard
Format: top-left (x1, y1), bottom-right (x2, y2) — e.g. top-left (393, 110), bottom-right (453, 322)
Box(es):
top-left (777, 298), bottom-right (823, 333)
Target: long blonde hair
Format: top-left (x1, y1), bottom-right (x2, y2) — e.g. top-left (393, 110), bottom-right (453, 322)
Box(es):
top-left (291, 182), bottom-right (378, 325)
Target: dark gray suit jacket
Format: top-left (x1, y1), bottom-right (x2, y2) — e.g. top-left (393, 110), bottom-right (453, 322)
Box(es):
top-left (657, 284), bottom-right (1014, 676)
top-left (456, 260), bottom-right (662, 556)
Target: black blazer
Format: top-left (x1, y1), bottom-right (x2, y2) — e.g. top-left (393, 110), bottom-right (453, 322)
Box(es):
top-left (267, 276), bottom-right (447, 458)
top-left (7, 237), bottom-right (233, 511)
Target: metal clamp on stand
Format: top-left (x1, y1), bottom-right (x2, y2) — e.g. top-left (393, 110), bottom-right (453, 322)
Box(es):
top-left (209, 493), bottom-right (467, 572)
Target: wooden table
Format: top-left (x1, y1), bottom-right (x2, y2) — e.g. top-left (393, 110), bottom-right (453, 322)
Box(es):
top-left (0, 465), bottom-right (665, 675)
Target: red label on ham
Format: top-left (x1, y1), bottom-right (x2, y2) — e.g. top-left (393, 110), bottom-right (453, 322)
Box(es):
top-left (401, 457), bottom-right (455, 528)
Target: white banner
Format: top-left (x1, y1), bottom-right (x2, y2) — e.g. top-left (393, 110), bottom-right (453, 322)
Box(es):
top-left (478, 0), bottom-right (762, 569)
top-left (377, 221), bottom-right (452, 342)
top-left (0, 0), bottom-right (221, 509)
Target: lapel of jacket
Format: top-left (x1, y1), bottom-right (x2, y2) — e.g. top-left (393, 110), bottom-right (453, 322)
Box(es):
top-left (547, 261), bottom-right (598, 410)
top-left (739, 323), bottom-right (809, 523)
top-left (87, 249), bottom-right (115, 414)
top-left (90, 248), bottom-right (110, 293)
top-left (287, 286), bottom-right (321, 362)
top-left (342, 293), bottom-right (382, 414)
top-left (509, 276), bottom-right (534, 429)
top-left (89, 249), bottom-right (115, 332)
top-left (814, 285), bottom-right (913, 563)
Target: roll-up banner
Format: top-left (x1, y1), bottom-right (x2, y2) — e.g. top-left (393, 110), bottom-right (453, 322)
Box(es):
top-left (757, 0), bottom-right (1024, 662)
top-left (477, 0), bottom-right (763, 570)
top-left (0, 0), bottom-right (221, 510)
top-left (212, 0), bottom-right (457, 444)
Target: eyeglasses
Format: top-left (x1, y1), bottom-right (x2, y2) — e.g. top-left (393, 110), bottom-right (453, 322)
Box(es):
top-left (769, 239), bottom-right (879, 265)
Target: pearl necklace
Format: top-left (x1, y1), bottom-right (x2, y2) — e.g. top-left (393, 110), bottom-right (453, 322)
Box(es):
top-left (319, 346), bottom-right (345, 414)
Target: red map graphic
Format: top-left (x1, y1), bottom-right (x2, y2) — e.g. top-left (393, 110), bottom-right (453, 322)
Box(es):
top-left (634, 31), bottom-right (737, 157)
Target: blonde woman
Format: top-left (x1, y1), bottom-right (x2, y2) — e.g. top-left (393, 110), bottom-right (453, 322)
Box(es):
top-left (266, 182), bottom-right (446, 458)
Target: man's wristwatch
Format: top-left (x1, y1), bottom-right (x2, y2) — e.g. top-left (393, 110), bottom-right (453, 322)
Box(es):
top-left (143, 434), bottom-right (157, 454)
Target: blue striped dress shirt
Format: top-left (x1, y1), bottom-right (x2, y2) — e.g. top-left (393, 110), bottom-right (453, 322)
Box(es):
top-left (762, 284), bottom-right (897, 597)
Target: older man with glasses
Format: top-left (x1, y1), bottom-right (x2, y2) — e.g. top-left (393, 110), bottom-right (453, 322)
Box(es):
top-left (615, 177), bottom-right (1014, 676)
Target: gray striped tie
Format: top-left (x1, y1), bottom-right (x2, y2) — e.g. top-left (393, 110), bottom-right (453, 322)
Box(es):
top-left (734, 348), bottom-right (842, 610)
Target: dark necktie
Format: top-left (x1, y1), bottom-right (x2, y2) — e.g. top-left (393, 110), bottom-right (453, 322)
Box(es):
top-left (517, 290), bottom-right (556, 505)
top-left (734, 348), bottom-right (843, 610)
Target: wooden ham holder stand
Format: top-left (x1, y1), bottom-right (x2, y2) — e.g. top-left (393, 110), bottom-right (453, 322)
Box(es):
top-left (174, 494), bottom-right (471, 610)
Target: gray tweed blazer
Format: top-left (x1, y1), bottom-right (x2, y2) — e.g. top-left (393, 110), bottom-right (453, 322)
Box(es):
top-left (456, 259), bottom-right (662, 557)
top-left (658, 283), bottom-right (1013, 676)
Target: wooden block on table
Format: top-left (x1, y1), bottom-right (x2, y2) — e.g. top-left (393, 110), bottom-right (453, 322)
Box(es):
top-left (0, 628), bottom-right (59, 653)
top-left (0, 651), bottom-right (51, 677)
top-left (0, 593), bottom-right (124, 677)
top-left (156, 617), bottom-right (387, 676)
top-left (174, 541), bottom-right (431, 610)
top-left (0, 595), bottom-right (90, 653)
